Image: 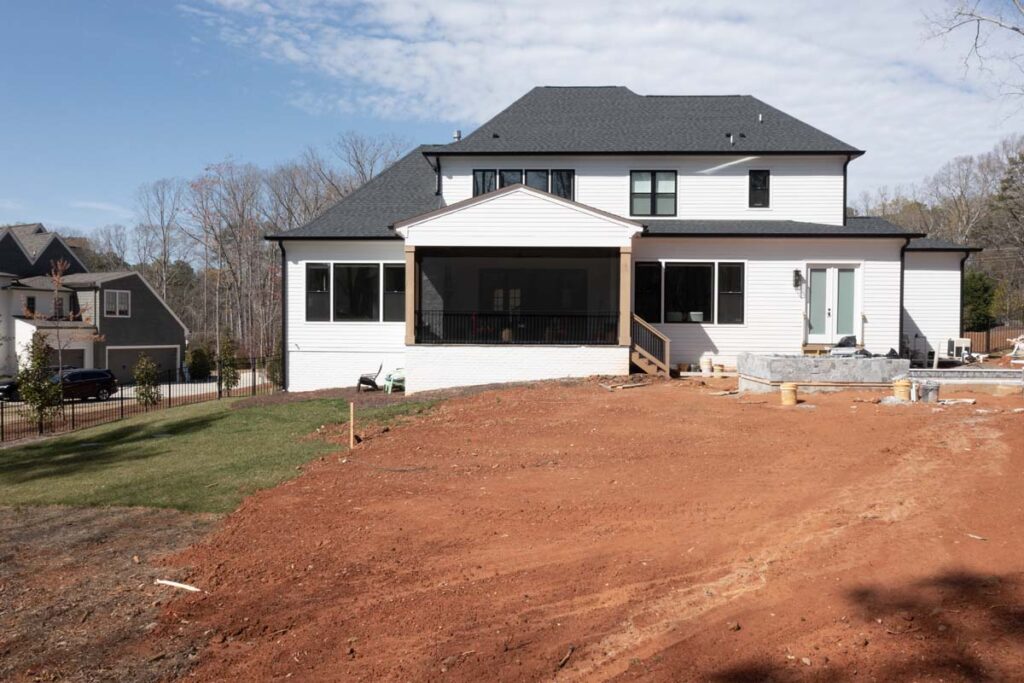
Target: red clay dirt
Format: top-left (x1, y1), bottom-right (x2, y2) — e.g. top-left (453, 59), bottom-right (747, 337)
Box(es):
top-left (156, 379), bottom-right (1024, 681)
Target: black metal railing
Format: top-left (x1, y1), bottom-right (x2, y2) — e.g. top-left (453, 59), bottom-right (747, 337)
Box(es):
top-left (416, 310), bottom-right (619, 345)
top-left (0, 356), bottom-right (281, 444)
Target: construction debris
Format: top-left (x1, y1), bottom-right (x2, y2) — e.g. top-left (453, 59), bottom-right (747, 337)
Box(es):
top-left (939, 398), bottom-right (977, 406)
top-left (155, 579), bottom-right (202, 593)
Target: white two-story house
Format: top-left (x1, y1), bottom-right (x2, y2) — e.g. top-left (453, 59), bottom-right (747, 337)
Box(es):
top-left (268, 87), bottom-right (977, 394)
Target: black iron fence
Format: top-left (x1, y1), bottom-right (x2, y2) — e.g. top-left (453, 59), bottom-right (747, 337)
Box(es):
top-left (0, 356), bottom-right (280, 443)
top-left (415, 310), bottom-right (619, 345)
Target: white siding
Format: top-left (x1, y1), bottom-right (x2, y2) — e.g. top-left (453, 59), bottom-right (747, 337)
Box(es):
top-left (402, 187), bottom-right (640, 248)
top-left (631, 237), bottom-right (904, 366)
top-left (902, 251), bottom-right (962, 355)
top-left (284, 240), bottom-right (406, 392)
top-left (443, 155), bottom-right (846, 225)
top-left (406, 345), bottom-right (628, 394)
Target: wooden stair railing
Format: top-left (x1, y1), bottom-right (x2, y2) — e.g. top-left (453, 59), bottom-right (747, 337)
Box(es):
top-left (630, 313), bottom-right (671, 375)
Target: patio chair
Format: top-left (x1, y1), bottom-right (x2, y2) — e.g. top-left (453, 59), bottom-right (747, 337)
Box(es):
top-left (357, 363), bottom-right (383, 392)
top-left (383, 368), bottom-right (405, 394)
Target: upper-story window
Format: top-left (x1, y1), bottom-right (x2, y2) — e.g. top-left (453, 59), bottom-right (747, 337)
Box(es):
top-left (25, 296), bottom-right (36, 315)
top-left (473, 168), bottom-right (574, 200)
top-left (104, 290), bottom-right (130, 318)
top-left (498, 170), bottom-right (523, 187)
top-left (749, 170), bottom-right (770, 208)
top-left (630, 171), bottom-right (676, 216)
top-left (473, 170), bottom-right (497, 196)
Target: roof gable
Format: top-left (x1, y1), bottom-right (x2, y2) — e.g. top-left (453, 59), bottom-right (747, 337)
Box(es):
top-left (396, 184), bottom-right (642, 248)
top-left (440, 87), bottom-right (862, 156)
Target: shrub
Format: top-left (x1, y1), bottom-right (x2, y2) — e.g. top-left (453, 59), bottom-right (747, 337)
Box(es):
top-left (219, 337), bottom-right (240, 391)
top-left (266, 344), bottom-right (283, 388)
top-left (133, 353), bottom-right (162, 407)
top-left (18, 332), bottom-right (62, 422)
top-left (186, 346), bottom-right (212, 381)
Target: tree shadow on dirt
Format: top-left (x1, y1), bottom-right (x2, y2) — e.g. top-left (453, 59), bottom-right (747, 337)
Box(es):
top-left (709, 569), bottom-right (1024, 682)
top-left (0, 412), bottom-right (227, 483)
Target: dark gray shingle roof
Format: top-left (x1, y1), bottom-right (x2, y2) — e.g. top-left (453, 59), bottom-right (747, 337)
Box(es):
top-left (439, 87), bottom-right (862, 155)
top-left (267, 145), bottom-right (446, 240)
top-left (645, 216), bottom-right (919, 238)
top-left (906, 237), bottom-right (981, 252)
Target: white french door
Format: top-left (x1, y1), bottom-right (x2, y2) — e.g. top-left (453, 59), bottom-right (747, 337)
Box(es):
top-left (806, 265), bottom-right (858, 344)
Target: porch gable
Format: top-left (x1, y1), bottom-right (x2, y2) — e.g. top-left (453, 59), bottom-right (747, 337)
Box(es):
top-left (393, 184), bottom-right (643, 248)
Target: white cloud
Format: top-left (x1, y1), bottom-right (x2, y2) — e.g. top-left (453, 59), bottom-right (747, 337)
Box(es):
top-left (69, 201), bottom-right (133, 218)
top-left (185, 0), bottom-right (1024, 195)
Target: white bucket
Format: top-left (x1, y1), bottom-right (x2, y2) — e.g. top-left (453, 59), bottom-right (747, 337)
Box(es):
top-left (699, 357), bottom-right (713, 377)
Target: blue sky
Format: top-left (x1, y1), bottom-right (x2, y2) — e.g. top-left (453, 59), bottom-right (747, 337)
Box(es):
top-left (1, 1), bottom-right (1021, 233)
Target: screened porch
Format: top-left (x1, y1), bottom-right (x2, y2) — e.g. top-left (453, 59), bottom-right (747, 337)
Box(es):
top-left (414, 248), bottom-right (621, 345)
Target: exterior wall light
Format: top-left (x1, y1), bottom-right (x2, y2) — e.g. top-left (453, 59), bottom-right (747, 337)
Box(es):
top-left (793, 270), bottom-right (804, 288)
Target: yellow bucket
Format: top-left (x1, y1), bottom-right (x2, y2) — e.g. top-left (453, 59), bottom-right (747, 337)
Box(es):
top-left (893, 378), bottom-right (912, 402)
top-left (780, 382), bottom-right (798, 406)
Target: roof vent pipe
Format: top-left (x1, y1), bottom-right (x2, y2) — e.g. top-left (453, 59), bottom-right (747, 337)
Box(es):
top-left (452, 129), bottom-right (462, 141)
top-left (758, 113), bottom-right (763, 124)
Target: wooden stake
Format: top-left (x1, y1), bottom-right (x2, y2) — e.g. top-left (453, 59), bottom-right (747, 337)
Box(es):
top-left (349, 401), bottom-right (355, 449)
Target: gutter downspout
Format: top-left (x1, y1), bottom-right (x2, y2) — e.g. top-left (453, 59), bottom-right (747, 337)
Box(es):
top-left (842, 155), bottom-right (852, 226)
top-left (958, 250), bottom-right (970, 336)
top-left (278, 240), bottom-right (288, 391)
top-left (898, 237), bottom-right (911, 357)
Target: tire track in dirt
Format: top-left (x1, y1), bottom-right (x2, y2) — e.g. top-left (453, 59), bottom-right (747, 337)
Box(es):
top-left (555, 412), bottom-right (1012, 681)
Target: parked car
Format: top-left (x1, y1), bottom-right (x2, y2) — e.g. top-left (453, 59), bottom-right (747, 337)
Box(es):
top-left (59, 369), bottom-right (119, 401)
top-left (0, 369), bottom-right (118, 402)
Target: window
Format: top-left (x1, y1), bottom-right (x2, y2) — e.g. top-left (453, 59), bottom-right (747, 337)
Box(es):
top-left (717, 263), bottom-right (744, 324)
top-left (103, 289), bottom-right (130, 318)
top-left (664, 263), bottom-right (713, 323)
top-left (333, 264), bottom-right (379, 321)
top-left (631, 171), bottom-right (676, 216)
top-left (305, 264), bottom-right (330, 321)
top-left (54, 296), bottom-right (64, 318)
top-left (525, 169), bottom-right (549, 191)
top-left (383, 264), bottom-right (406, 322)
top-left (473, 170), bottom-right (497, 196)
top-left (498, 169), bottom-right (523, 188)
top-left (25, 296), bottom-right (36, 315)
top-left (634, 262), bottom-right (662, 323)
top-left (749, 170), bottom-right (770, 208)
top-left (551, 170), bottom-right (574, 200)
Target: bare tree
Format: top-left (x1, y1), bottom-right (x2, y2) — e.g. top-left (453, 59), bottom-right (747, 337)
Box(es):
top-left (332, 131), bottom-right (409, 185)
top-left (931, 1), bottom-right (1024, 96)
top-left (94, 223), bottom-right (130, 263)
top-left (135, 178), bottom-right (186, 299)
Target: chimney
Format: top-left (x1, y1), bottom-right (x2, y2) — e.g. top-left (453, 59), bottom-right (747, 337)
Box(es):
top-left (452, 129), bottom-right (462, 142)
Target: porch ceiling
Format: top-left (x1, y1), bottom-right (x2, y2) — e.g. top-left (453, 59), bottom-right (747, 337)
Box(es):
top-left (393, 184), bottom-right (643, 249)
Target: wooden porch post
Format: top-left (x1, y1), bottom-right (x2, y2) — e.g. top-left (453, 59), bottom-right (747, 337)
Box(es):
top-left (405, 245), bottom-right (416, 345)
top-left (618, 246), bottom-right (631, 346)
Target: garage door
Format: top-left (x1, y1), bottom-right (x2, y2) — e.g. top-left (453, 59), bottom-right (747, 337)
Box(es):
top-left (48, 349), bottom-right (85, 368)
top-left (106, 348), bottom-right (179, 383)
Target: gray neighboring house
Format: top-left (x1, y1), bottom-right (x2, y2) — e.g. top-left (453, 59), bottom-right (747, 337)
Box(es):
top-left (0, 223), bottom-right (188, 381)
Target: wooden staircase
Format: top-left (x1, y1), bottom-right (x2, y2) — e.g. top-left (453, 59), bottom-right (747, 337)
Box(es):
top-left (630, 314), bottom-right (671, 376)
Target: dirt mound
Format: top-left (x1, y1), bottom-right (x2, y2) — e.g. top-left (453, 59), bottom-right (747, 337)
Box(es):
top-left (156, 380), bottom-right (1024, 681)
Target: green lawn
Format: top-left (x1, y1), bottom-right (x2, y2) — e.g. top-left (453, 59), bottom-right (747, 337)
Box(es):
top-left (0, 398), bottom-right (433, 513)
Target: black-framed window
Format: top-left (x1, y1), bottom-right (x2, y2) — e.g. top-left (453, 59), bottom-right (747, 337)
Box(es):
top-left (634, 262), bottom-right (662, 323)
top-left (498, 169), bottom-right (523, 188)
top-left (551, 170), bottom-right (574, 200)
top-left (525, 169), bottom-right (549, 191)
top-left (630, 171), bottom-right (676, 216)
top-left (25, 296), bottom-right (36, 315)
top-left (717, 263), bottom-right (745, 324)
top-left (473, 169), bottom-right (497, 196)
top-left (665, 263), bottom-right (713, 323)
top-left (383, 264), bottom-right (406, 322)
top-left (305, 263), bottom-right (330, 321)
top-left (749, 170), bottom-right (770, 208)
top-left (333, 264), bottom-right (379, 321)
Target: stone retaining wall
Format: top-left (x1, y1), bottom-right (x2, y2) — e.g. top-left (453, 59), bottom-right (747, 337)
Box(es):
top-left (737, 353), bottom-right (911, 393)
